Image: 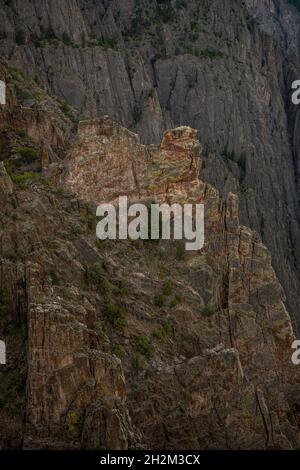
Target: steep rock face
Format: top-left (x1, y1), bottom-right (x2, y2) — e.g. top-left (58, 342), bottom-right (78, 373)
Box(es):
top-left (1, 0), bottom-right (300, 333)
top-left (64, 118), bottom-right (300, 449)
top-left (1, 68), bottom-right (300, 446)
top-left (0, 59), bottom-right (134, 450)
top-left (0, 10), bottom-right (300, 449)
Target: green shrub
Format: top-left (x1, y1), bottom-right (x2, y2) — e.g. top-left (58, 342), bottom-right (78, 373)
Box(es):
top-left (199, 48), bottom-right (223, 59)
top-left (147, 88), bottom-right (155, 99)
top-left (162, 280), bottom-right (173, 296)
top-left (132, 352), bottom-right (143, 369)
top-left (11, 172), bottom-right (43, 186)
top-left (238, 153), bottom-right (247, 185)
top-left (59, 100), bottom-right (73, 118)
top-left (133, 105), bottom-right (142, 124)
top-left (111, 344), bottom-right (124, 358)
top-left (202, 303), bottom-right (216, 317)
top-left (16, 29), bottom-right (26, 45)
top-left (44, 26), bottom-right (57, 42)
top-left (49, 272), bottom-right (60, 286)
top-left (62, 32), bottom-right (72, 46)
top-left (183, 388), bottom-right (192, 401)
top-left (170, 294), bottom-right (182, 308)
top-left (71, 226), bottom-right (82, 236)
top-left (33, 27), bottom-right (59, 47)
top-left (104, 303), bottom-right (127, 328)
top-left (175, 0), bottom-right (187, 8)
top-left (191, 20), bottom-right (199, 31)
top-left (156, 4), bottom-right (175, 23)
top-left (65, 411), bottom-right (82, 438)
top-left (9, 67), bottom-right (26, 83)
top-left (176, 241), bottom-right (186, 261)
top-left (221, 147), bottom-right (235, 162)
top-left (15, 129), bottom-right (27, 139)
top-left (97, 36), bottom-right (117, 50)
top-left (118, 279), bottom-right (128, 296)
top-left (154, 293), bottom-right (165, 307)
top-left (152, 327), bottom-right (164, 340)
top-left (17, 147), bottom-right (39, 162)
top-left (16, 88), bottom-right (43, 102)
top-left (86, 263), bottom-right (104, 283)
top-left (85, 263), bottom-right (112, 295)
top-left (163, 321), bottom-right (174, 336)
top-left (189, 31), bottom-right (199, 42)
top-left (134, 335), bottom-right (154, 357)
top-left (56, 187), bottom-right (66, 197)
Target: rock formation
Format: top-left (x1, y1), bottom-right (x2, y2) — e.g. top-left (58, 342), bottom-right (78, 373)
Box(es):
top-left (1, 0), bottom-right (300, 333)
top-left (1, 2), bottom-right (300, 450)
top-left (1, 60), bottom-right (300, 446)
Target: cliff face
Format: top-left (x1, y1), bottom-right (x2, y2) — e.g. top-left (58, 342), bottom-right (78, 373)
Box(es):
top-left (1, 57), bottom-right (300, 448)
top-left (65, 118), bottom-right (300, 449)
top-left (1, 0), bottom-right (300, 334)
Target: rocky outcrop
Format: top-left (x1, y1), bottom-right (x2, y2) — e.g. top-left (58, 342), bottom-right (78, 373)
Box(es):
top-left (0, 21), bottom-right (300, 449)
top-left (1, 0), bottom-right (300, 334)
top-left (63, 118), bottom-right (300, 449)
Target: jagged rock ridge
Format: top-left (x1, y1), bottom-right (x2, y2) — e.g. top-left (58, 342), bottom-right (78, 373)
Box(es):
top-left (1, 0), bottom-right (300, 333)
top-left (1, 9), bottom-right (300, 448)
top-left (1, 62), bottom-right (300, 447)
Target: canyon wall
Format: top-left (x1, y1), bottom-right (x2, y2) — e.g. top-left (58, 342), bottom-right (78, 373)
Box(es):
top-left (1, 0), bottom-right (300, 331)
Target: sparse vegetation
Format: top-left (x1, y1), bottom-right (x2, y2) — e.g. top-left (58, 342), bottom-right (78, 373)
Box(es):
top-left (59, 100), bottom-right (74, 120)
top-left (118, 279), bottom-right (128, 296)
top-left (62, 32), bottom-right (73, 46)
top-left (85, 263), bottom-right (113, 297)
top-left (55, 187), bottom-right (66, 197)
top-left (65, 411), bottom-right (82, 438)
top-left (154, 293), bottom-right (165, 307)
top-left (163, 321), bottom-right (174, 336)
top-left (97, 36), bottom-right (117, 50)
top-left (33, 27), bottom-right (59, 47)
top-left (147, 88), bottom-right (155, 99)
top-left (199, 48), bottom-right (223, 59)
top-left (10, 171), bottom-right (43, 186)
top-left (134, 335), bottom-right (154, 357)
top-left (132, 352), bottom-right (143, 369)
top-left (175, 0), bottom-right (187, 9)
top-left (156, 3), bottom-right (176, 23)
top-left (16, 29), bottom-right (26, 45)
top-left (71, 226), bottom-right (82, 236)
top-left (183, 388), bottom-right (192, 401)
top-left (238, 153), bottom-right (247, 185)
top-left (111, 344), bottom-right (124, 358)
top-left (221, 147), bottom-right (235, 162)
top-left (104, 302), bottom-right (127, 328)
top-left (49, 272), bottom-right (60, 286)
top-left (177, 44), bottom-right (223, 59)
top-left (152, 327), bottom-right (164, 340)
top-left (152, 321), bottom-right (174, 340)
top-left (202, 303), bottom-right (216, 317)
top-left (176, 241), bottom-right (186, 261)
top-left (133, 105), bottom-right (142, 124)
top-left (162, 280), bottom-right (173, 296)
top-left (17, 147), bottom-right (39, 162)
top-left (170, 294), bottom-right (182, 308)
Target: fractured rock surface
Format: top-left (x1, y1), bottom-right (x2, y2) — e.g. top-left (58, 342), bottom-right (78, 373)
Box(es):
top-left (0, 28), bottom-right (300, 449)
